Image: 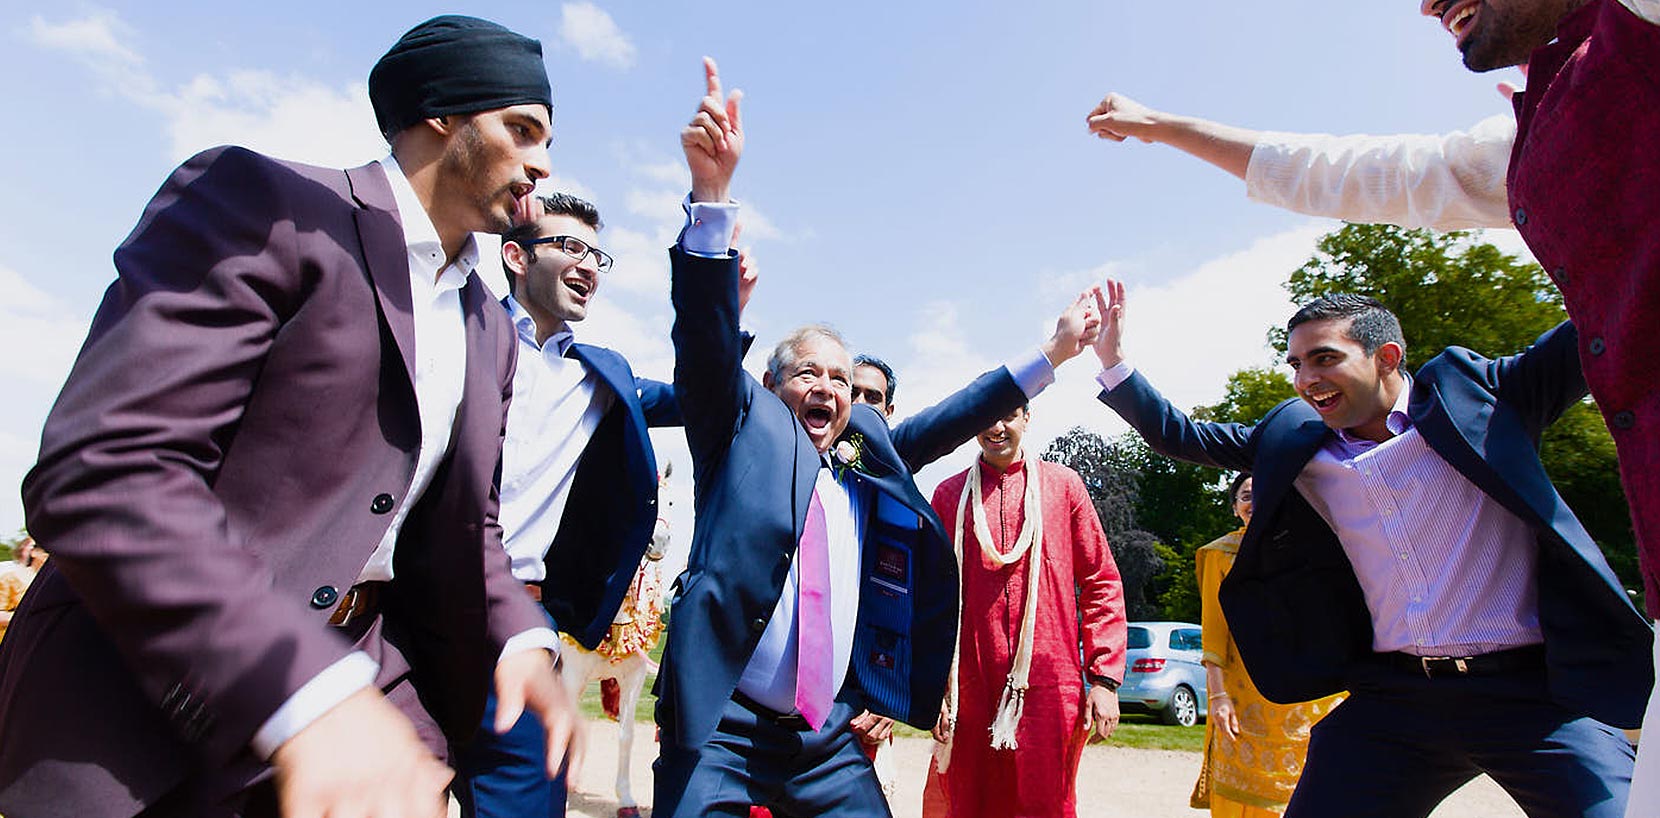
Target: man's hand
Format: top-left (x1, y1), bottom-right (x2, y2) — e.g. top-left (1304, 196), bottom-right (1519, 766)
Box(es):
top-left (931, 707), bottom-right (954, 744)
top-left (849, 710), bottom-right (895, 746)
top-left (1040, 288), bottom-right (1104, 367)
top-left (1086, 93), bottom-right (1167, 143)
top-left (1083, 684), bottom-right (1121, 741)
top-left (494, 648), bottom-right (583, 779)
top-left (1091, 280), bottom-right (1127, 371)
top-left (682, 57), bottom-right (744, 203)
top-left (735, 223), bottom-right (759, 314)
top-left (271, 687), bottom-right (453, 818)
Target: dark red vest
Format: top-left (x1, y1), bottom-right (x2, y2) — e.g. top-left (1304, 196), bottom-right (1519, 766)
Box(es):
top-left (1509, 0), bottom-right (1660, 615)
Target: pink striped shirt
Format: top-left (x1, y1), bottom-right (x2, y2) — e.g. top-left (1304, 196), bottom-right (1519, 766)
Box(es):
top-left (1294, 382), bottom-right (1543, 656)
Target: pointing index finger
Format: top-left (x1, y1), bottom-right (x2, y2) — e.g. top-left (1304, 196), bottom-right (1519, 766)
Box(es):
top-left (703, 56), bottom-right (722, 99)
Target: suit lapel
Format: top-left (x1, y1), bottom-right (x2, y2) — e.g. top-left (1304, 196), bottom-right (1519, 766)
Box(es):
top-left (1411, 378), bottom-right (1542, 526)
top-left (1251, 406), bottom-right (1330, 529)
top-left (345, 162), bottom-right (418, 387)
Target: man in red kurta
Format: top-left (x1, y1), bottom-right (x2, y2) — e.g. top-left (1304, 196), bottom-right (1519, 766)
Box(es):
top-left (923, 405), bottom-right (1126, 818)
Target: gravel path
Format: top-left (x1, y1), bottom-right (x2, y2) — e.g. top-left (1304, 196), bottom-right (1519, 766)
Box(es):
top-left (559, 717), bottom-right (1527, 817)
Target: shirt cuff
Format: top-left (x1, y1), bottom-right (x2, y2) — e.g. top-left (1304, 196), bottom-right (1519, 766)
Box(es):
top-left (250, 651), bottom-right (378, 759)
top-left (1006, 348), bottom-right (1057, 399)
top-left (679, 195), bottom-right (741, 258)
top-left (500, 626), bottom-right (562, 664)
top-left (1095, 362), bottom-right (1135, 392)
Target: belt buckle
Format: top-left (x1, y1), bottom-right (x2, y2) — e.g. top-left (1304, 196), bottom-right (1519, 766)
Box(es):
top-left (1419, 655), bottom-right (1470, 678)
top-left (329, 586), bottom-right (364, 627)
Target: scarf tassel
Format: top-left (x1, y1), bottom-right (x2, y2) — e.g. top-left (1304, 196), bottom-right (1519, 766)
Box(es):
top-left (988, 679), bottom-right (1027, 750)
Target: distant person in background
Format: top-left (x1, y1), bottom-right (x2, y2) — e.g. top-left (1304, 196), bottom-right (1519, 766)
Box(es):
top-left (924, 403), bottom-right (1127, 818)
top-left (0, 538), bottom-right (44, 644)
top-left (1191, 475), bottom-right (1343, 817)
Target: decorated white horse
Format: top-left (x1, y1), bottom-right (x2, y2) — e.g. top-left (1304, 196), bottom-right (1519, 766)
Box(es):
top-left (559, 467), bottom-right (672, 818)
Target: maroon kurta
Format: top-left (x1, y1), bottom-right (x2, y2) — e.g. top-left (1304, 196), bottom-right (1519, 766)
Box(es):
top-left (1507, 0), bottom-right (1660, 614)
top-left (924, 458), bottom-right (1126, 818)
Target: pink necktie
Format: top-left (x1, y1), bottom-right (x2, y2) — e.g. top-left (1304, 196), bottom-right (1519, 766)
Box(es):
top-left (795, 486), bottom-right (833, 730)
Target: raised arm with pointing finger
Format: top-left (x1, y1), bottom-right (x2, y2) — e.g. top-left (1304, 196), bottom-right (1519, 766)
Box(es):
top-left (1085, 92), bottom-right (1514, 231)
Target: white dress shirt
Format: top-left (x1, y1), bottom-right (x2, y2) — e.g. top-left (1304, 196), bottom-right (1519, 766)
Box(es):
top-left (498, 296), bottom-right (616, 581)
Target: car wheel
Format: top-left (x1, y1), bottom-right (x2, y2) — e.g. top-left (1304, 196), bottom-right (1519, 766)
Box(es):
top-left (1163, 685), bottom-right (1199, 727)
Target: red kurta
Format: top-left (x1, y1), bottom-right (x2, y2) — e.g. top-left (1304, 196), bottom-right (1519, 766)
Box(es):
top-left (923, 458), bottom-right (1126, 818)
top-left (1508, 0), bottom-right (1660, 614)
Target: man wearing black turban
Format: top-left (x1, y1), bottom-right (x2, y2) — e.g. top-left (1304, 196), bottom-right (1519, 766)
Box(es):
top-left (0, 15), bottom-right (578, 818)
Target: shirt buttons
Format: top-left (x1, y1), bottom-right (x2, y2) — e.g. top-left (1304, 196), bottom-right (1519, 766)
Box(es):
top-left (1553, 266), bottom-right (1569, 286)
top-left (311, 585), bottom-right (339, 609)
top-left (1613, 410), bottom-right (1637, 430)
top-left (1588, 337), bottom-right (1606, 356)
top-left (1513, 207), bottom-right (1528, 226)
top-left (371, 493), bottom-right (395, 514)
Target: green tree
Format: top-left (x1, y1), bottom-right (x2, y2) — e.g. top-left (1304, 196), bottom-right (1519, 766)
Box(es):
top-left (1279, 223), bottom-right (1638, 602)
top-left (1042, 427), bottom-right (1166, 619)
top-left (1192, 367), bottom-right (1296, 425)
top-left (1275, 224), bottom-right (1564, 363)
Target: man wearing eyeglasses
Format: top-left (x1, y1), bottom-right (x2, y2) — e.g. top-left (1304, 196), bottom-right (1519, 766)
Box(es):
top-left (452, 193), bottom-right (755, 818)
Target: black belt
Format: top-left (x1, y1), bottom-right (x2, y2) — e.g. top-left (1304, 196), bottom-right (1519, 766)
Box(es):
top-left (731, 690), bottom-right (813, 731)
top-left (1383, 644), bottom-right (1546, 679)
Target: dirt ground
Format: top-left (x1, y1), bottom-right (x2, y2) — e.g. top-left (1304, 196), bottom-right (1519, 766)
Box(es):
top-left (556, 717), bottom-right (1526, 818)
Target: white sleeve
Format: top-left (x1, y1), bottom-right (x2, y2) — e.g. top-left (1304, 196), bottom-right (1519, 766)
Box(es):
top-left (1244, 115), bottom-right (1516, 231)
top-left (1619, 0), bottom-right (1660, 24)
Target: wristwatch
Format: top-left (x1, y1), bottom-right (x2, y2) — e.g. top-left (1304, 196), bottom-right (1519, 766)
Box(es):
top-left (1088, 674), bottom-right (1120, 692)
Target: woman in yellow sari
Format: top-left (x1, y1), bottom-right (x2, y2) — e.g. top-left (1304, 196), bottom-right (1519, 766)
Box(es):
top-left (1192, 475), bottom-right (1344, 816)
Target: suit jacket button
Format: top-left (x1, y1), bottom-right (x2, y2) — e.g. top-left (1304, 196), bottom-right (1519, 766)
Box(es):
top-left (1513, 207), bottom-right (1528, 226)
top-left (750, 617), bottom-right (767, 633)
top-left (370, 493), bottom-right (395, 514)
top-left (311, 586), bottom-right (340, 609)
top-left (1589, 337), bottom-right (1606, 356)
top-left (1553, 266), bottom-right (1569, 285)
top-left (1613, 410), bottom-right (1636, 430)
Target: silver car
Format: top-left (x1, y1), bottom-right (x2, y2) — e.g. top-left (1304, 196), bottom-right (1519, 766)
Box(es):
top-left (1117, 621), bottom-right (1209, 727)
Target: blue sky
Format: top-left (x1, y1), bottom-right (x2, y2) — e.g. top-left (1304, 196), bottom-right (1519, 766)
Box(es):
top-left (0, 2), bottom-right (1525, 549)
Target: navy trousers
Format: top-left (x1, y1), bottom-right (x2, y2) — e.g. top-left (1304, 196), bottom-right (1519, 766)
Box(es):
top-left (1285, 658), bottom-right (1635, 818)
top-left (452, 608), bottom-right (569, 818)
top-left (654, 698), bottom-right (891, 818)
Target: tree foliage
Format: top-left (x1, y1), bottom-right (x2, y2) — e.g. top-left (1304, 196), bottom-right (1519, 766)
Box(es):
top-left (1191, 367), bottom-right (1296, 425)
top-left (1275, 224), bottom-right (1565, 364)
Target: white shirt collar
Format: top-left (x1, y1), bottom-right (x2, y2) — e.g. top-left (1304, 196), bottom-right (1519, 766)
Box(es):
top-left (378, 153), bottom-right (479, 286)
top-left (502, 293), bottom-right (576, 356)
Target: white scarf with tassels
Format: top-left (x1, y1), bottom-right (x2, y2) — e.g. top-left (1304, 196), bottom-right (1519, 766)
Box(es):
top-left (936, 452), bottom-right (1044, 769)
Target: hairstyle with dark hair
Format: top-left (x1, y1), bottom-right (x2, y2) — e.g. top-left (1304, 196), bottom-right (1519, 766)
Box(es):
top-left (852, 354), bottom-right (898, 407)
top-left (767, 325), bottom-right (849, 386)
top-left (1227, 472), bottom-right (1251, 506)
top-left (501, 193), bottom-right (603, 295)
top-left (1285, 293), bottom-right (1407, 364)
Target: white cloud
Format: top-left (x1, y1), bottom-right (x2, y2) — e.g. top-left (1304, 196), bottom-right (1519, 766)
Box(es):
top-left (0, 263), bottom-right (94, 534)
top-left (899, 223), bottom-right (1324, 496)
top-left (29, 11), bottom-right (381, 166)
top-left (27, 11), bottom-right (140, 67)
top-left (557, 2), bottom-right (637, 70)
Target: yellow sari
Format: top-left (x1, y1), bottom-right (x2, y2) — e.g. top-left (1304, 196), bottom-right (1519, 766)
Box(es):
top-left (1192, 529), bottom-right (1345, 817)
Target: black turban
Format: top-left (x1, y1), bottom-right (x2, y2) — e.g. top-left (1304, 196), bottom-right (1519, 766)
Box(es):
top-left (369, 15), bottom-right (553, 138)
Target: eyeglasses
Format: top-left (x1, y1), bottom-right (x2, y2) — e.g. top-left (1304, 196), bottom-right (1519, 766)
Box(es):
top-left (519, 235), bottom-right (614, 273)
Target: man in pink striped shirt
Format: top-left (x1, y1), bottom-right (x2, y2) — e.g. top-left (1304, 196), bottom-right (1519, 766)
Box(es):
top-left (1092, 284), bottom-right (1650, 818)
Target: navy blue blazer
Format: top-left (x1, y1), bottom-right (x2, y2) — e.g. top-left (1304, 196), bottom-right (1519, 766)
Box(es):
top-left (1100, 322), bottom-right (1653, 728)
top-left (531, 339), bottom-right (681, 649)
top-left (661, 246), bottom-right (1027, 748)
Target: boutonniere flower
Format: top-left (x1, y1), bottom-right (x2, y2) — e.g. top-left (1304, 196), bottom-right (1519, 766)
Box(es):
top-left (832, 432), bottom-right (868, 480)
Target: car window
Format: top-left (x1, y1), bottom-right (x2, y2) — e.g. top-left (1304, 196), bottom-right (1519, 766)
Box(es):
top-left (1127, 627), bottom-right (1151, 649)
top-left (1174, 629), bottom-right (1203, 651)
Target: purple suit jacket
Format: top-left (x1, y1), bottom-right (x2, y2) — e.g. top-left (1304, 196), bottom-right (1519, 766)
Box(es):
top-left (0, 146), bottom-right (546, 816)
